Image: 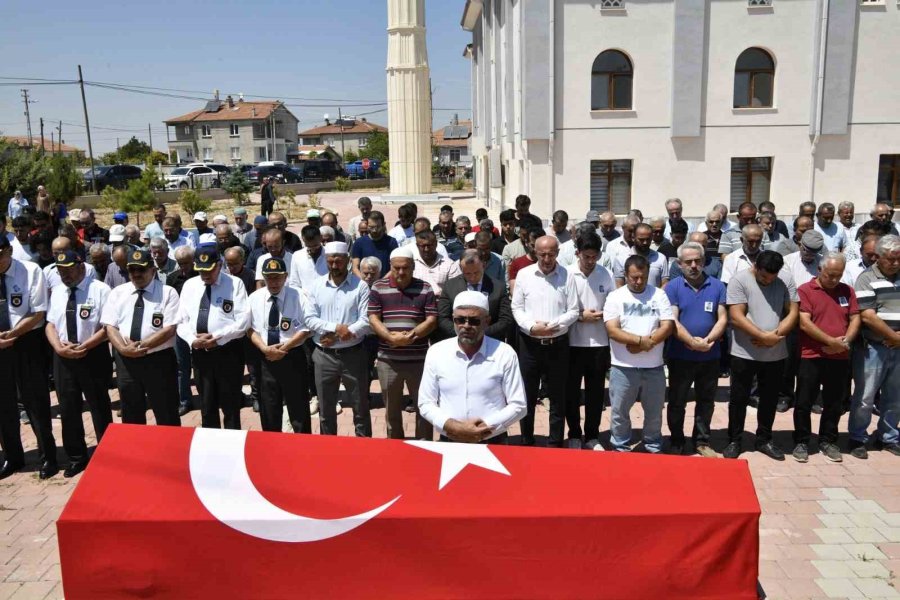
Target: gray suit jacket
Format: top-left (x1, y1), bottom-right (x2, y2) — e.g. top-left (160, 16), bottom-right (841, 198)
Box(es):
top-left (437, 274), bottom-right (513, 341)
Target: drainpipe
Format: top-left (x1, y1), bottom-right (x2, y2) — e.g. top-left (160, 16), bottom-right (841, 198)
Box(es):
top-left (548, 0), bottom-right (556, 217)
top-left (809, 0), bottom-right (829, 204)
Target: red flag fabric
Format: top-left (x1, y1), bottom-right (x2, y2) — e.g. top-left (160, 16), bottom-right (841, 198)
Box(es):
top-left (58, 424), bottom-right (760, 599)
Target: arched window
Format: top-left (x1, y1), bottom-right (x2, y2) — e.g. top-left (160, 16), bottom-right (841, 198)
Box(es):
top-left (591, 50), bottom-right (633, 110)
top-left (734, 47), bottom-right (774, 108)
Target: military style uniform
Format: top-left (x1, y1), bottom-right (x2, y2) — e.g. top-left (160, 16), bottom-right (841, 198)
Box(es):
top-left (177, 249), bottom-right (250, 429)
top-left (100, 250), bottom-right (182, 426)
top-left (46, 250), bottom-right (113, 474)
top-left (248, 257), bottom-right (312, 433)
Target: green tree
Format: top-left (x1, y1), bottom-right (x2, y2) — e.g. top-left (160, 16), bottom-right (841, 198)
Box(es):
top-left (148, 151), bottom-right (169, 166)
top-left (45, 154), bottom-right (83, 203)
top-left (308, 150), bottom-right (318, 160)
top-left (99, 151), bottom-right (120, 165)
top-left (178, 188), bottom-right (211, 216)
top-left (379, 159), bottom-right (390, 179)
top-left (0, 139), bottom-right (51, 201)
top-left (118, 136), bottom-right (152, 163)
top-left (343, 149), bottom-right (358, 163)
top-left (222, 168), bottom-right (254, 206)
top-left (141, 164), bottom-right (164, 191)
top-left (117, 179), bottom-right (157, 226)
top-left (360, 131), bottom-right (389, 163)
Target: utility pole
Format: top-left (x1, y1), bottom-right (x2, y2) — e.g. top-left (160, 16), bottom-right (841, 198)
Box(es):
top-left (21, 89), bottom-right (34, 148)
top-left (77, 65), bottom-right (96, 193)
top-left (39, 118), bottom-right (45, 154)
top-left (337, 107), bottom-right (346, 160)
top-left (57, 121), bottom-right (62, 154)
top-left (51, 132), bottom-right (55, 151)
top-left (148, 123), bottom-right (153, 155)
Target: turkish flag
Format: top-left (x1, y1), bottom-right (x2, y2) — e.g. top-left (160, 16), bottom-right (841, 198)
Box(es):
top-left (58, 424), bottom-right (760, 599)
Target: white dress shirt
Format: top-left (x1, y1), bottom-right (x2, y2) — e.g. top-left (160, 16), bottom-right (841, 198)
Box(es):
top-left (44, 262), bottom-right (96, 291)
top-left (511, 263), bottom-right (580, 338)
top-left (7, 233), bottom-right (31, 263)
top-left (248, 285), bottom-right (310, 344)
top-left (255, 251), bottom-right (294, 282)
top-left (601, 238), bottom-right (630, 271)
top-left (567, 263), bottom-right (614, 347)
top-left (100, 278), bottom-right (181, 353)
top-left (842, 258), bottom-right (867, 287)
top-left (557, 239), bottom-right (576, 268)
top-left (413, 255), bottom-right (461, 297)
top-left (720, 248), bottom-right (757, 284)
top-left (305, 273), bottom-right (370, 348)
top-left (165, 234), bottom-right (195, 252)
top-left (176, 270), bottom-right (250, 347)
top-left (418, 336), bottom-right (527, 439)
top-left (47, 275), bottom-right (111, 344)
top-left (287, 248), bottom-right (326, 290)
top-left (0, 259), bottom-right (48, 332)
top-left (779, 251), bottom-right (818, 289)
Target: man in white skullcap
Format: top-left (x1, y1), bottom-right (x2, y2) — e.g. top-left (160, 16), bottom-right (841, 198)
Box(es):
top-left (419, 291), bottom-right (527, 444)
top-left (305, 241), bottom-right (373, 437)
top-left (368, 245), bottom-right (438, 439)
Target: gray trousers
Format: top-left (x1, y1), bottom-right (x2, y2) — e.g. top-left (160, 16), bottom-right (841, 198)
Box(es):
top-left (376, 358), bottom-right (432, 440)
top-left (313, 344), bottom-right (372, 437)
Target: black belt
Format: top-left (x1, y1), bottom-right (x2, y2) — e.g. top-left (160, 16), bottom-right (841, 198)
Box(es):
top-left (316, 344), bottom-right (363, 355)
top-left (526, 333), bottom-right (568, 346)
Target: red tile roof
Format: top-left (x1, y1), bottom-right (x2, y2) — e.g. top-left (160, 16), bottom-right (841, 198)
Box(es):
top-left (433, 120), bottom-right (472, 148)
top-left (299, 120), bottom-right (387, 136)
top-left (1, 136), bottom-right (82, 153)
top-left (165, 101), bottom-right (288, 124)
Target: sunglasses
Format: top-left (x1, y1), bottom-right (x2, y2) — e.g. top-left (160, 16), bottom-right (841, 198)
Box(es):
top-left (453, 316), bottom-right (483, 326)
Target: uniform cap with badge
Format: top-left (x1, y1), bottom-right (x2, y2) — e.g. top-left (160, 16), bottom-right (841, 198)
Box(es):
top-left (126, 249), bottom-right (153, 268)
top-left (261, 257), bottom-right (287, 276)
top-left (194, 249), bottom-right (221, 272)
top-left (55, 250), bottom-right (83, 268)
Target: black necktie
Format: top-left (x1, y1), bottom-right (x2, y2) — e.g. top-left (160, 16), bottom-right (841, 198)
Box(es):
top-left (130, 289), bottom-right (145, 342)
top-left (66, 287), bottom-right (79, 343)
top-left (0, 274), bottom-right (10, 332)
top-left (197, 285), bottom-right (212, 334)
top-left (268, 296), bottom-right (280, 346)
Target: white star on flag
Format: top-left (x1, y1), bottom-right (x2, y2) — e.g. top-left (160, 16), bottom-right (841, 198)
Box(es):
top-left (406, 440), bottom-right (511, 490)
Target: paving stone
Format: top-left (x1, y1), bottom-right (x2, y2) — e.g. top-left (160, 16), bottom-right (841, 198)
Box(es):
top-left (821, 488), bottom-right (856, 501)
top-left (818, 500), bottom-right (855, 514)
top-left (815, 577), bottom-right (865, 598)
top-left (815, 528), bottom-right (855, 544)
top-left (851, 577), bottom-right (900, 598)
top-left (843, 543), bottom-right (887, 561)
top-left (810, 544), bottom-right (852, 560)
top-left (818, 514), bottom-right (855, 529)
top-left (812, 560), bottom-right (857, 579)
top-left (845, 559), bottom-right (890, 579)
top-left (846, 527), bottom-right (888, 543)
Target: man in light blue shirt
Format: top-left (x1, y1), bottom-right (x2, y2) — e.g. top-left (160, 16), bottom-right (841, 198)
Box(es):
top-left (6, 191), bottom-right (28, 220)
top-left (813, 202), bottom-right (847, 252)
top-left (305, 241), bottom-right (372, 437)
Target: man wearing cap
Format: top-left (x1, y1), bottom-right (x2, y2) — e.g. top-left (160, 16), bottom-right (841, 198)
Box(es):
top-left (104, 251), bottom-right (181, 427)
top-left (177, 248), bottom-right (251, 429)
top-left (43, 237), bottom-right (96, 292)
top-left (108, 224), bottom-right (126, 247)
top-left (248, 257), bottom-right (313, 433)
top-left (419, 291), bottom-right (527, 444)
top-left (288, 225), bottom-right (328, 291)
top-left (369, 246), bottom-right (438, 439)
top-left (232, 207), bottom-right (253, 246)
top-left (306, 209), bottom-right (322, 230)
top-left (191, 212), bottom-right (213, 247)
top-left (306, 242), bottom-right (373, 437)
top-left (253, 228), bottom-right (293, 290)
top-left (0, 235), bottom-right (57, 479)
top-left (45, 250), bottom-right (113, 477)
top-left (113, 212), bottom-right (128, 227)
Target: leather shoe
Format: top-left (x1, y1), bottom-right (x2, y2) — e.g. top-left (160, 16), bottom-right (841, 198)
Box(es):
top-left (178, 404), bottom-right (190, 417)
top-left (0, 461), bottom-right (23, 480)
top-left (722, 441), bottom-right (742, 459)
top-left (755, 441), bottom-right (786, 461)
top-left (39, 461), bottom-right (59, 480)
top-left (63, 461), bottom-right (87, 478)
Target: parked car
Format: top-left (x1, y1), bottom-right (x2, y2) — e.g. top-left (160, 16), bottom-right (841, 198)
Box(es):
top-left (165, 165), bottom-right (222, 190)
top-left (83, 164), bottom-right (143, 192)
top-left (344, 160), bottom-right (382, 180)
top-left (187, 162), bottom-right (231, 176)
top-left (247, 163), bottom-right (300, 184)
top-left (294, 159), bottom-right (345, 182)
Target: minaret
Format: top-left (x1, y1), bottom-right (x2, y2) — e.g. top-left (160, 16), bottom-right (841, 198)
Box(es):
top-left (386, 0), bottom-right (432, 195)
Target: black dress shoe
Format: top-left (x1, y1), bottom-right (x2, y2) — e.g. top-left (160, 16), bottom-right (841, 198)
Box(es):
top-left (0, 461), bottom-right (24, 480)
top-left (722, 442), bottom-right (742, 459)
top-left (39, 462), bottom-right (59, 480)
top-left (875, 439), bottom-right (900, 456)
top-left (755, 441), bottom-right (786, 461)
top-left (63, 462), bottom-right (88, 478)
top-left (178, 404), bottom-right (190, 417)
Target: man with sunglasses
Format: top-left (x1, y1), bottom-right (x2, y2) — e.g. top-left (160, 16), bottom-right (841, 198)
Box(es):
top-left (419, 291), bottom-right (526, 444)
top-left (101, 249), bottom-right (182, 427)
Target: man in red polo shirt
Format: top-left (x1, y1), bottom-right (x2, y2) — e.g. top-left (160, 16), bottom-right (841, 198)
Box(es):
top-left (794, 251), bottom-right (860, 463)
top-left (368, 246), bottom-right (438, 440)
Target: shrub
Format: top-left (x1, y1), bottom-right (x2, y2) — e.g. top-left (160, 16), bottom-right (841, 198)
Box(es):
top-left (452, 178), bottom-right (466, 191)
top-left (222, 168), bottom-right (254, 206)
top-left (334, 176), bottom-right (351, 192)
top-left (178, 189), bottom-right (211, 216)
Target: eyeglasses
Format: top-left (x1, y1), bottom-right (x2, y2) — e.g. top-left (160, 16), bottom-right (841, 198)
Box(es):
top-left (453, 316), bottom-right (483, 326)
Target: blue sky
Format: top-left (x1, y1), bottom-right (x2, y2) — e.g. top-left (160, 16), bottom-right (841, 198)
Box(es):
top-left (0, 0), bottom-right (472, 154)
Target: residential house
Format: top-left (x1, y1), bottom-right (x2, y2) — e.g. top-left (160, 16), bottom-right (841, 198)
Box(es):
top-left (164, 96), bottom-right (299, 165)
top-left (461, 0), bottom-right (900, 217)
top-left (286, 145), bottom-right (343, 163)
top-left (1, 136), bottom-right (83, 159)
top-left (299, 118), bottom-right (387, 158)
top-left (433, 116), bottom-right (472, 168)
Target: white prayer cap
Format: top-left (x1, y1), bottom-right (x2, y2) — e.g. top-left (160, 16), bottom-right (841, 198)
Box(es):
top-left (464, 232), bottom-right (477, 244)
top-left (198, 232), bottom-right (216, 244)
top-left (212, 214), bottom-right (228, 224)
top-left (453, 290), bottom-right (489, 312)
top-left (324, 241), bottom-right (349, 255)
top-left (390, 246), bottom-right (414, 261)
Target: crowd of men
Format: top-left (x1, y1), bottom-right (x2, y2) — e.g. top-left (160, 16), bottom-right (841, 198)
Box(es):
top-left (1, 190), bottom-right (898, 481)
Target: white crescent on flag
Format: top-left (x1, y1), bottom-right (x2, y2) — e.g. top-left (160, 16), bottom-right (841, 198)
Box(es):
top-left (189, 429), bottom-right (400, 543)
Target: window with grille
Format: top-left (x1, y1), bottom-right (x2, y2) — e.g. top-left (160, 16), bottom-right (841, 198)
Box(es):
top-left (877, 155), bottom-right (900, 206)
top-left (734, 48), bottom-right (775, 108)
top-left (730, 157), bottom-right (772, 211)
top-left (600, 0), bottom-right (624, 7)
top-left (449, 149), bottom-right (461, 162)
top-left (591, 50), bottom-right (633, 110)
top-left (590, 160), bottom-right (632, 213)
